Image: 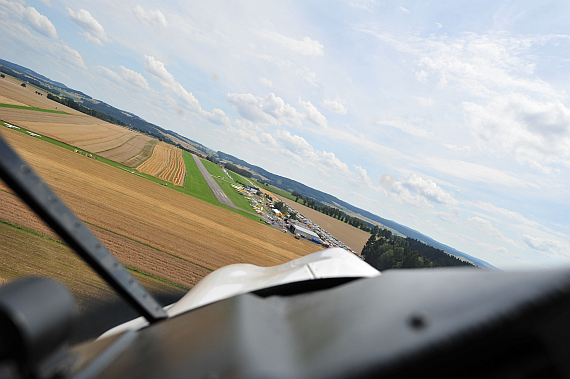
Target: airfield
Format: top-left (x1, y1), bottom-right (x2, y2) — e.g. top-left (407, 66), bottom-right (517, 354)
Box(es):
top-left (0, 76), bottom-right (375, 340)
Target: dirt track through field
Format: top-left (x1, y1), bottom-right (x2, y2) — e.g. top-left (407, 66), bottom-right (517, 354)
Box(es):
top-left (1, 129), bottom-right (319, 281)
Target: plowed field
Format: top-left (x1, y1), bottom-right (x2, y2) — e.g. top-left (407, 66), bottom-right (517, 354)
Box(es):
top-left (1, 129), bottom-right (319, 279)
top-left (98, 134), bottom-right (155, 163)
top-left (137, 142), bottom-right (185, 185)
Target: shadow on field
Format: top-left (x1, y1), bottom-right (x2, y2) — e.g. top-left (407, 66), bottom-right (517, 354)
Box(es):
top-left (71, 289), bottom-right (186, 345)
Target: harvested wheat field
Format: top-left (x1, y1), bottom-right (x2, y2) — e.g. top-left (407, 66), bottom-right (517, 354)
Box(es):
top-left (137, 142), bottom-right (185, 185)
top-left (1, 129), bottom-right (319, 280)
top-left (98, 134), bottom-right (155, 163)
top-left (277, 196), bottom-right (371, 254)
top-left (0, 76), bottom-right (84, 115)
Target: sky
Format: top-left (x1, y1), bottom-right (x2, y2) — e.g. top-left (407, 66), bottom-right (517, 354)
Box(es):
top-left (1, 0), bottom-right (569, 270)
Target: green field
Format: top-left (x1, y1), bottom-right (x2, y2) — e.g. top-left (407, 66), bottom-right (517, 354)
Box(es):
top-left (181, 151), bottom-right (217, 203)
top-left (0, 103), bottom-right (67, 114)
top-left (248, 177), bottom-right (296, 201)
top-left (200, 158), bottom-right (260, 214)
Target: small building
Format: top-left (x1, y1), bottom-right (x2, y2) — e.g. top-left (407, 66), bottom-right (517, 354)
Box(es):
top-left (288, 224), bottom-right (319, 239)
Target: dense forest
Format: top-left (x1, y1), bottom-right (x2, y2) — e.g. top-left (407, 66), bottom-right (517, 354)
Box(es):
top-left (362, 234), bottom-right (475, 270)
top-left (224, 162), bottom-right (253, 178)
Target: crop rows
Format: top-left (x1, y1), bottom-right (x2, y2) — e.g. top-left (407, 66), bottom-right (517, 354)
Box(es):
top-left (2, 131), bottom-right (319, 275)
top-left (171, 149), bottom-right (186, 186)
top-left (136, 142), bottom-right (172, 177)
top-left (157, 147), bottom-right (178, 182)
top-left (99, 134), bottom-right (155, 163)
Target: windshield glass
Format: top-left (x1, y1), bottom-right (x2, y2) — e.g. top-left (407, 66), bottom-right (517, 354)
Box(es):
top-left (1, 0), bottom-right (569, 333)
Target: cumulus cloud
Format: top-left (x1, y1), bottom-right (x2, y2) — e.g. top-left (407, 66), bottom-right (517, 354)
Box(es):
top-left (133, 5), bottom-right (167, 28)
top-left (258, 77), bottom-right (273, 87)
top-left (322, 96), bottom-right (347, 115)
top-left (274, 129), bottom-right (317, 159)
top-left (299, 99), bottom-right (327, 128)
top-left (228, 93), bottom-right (329, 128)
top-left (435, 22), bottom-right (442, 28)
top-left (67, 8), bottom-right (109, 44)
top-left (399, 6), bottom-right (410, 13)
top-left (95, 66), bottom-right (122, 82)
top-left (522, 235), bottom-right (570, 257)
top-left (379, 173), bottom-right (457, 208)
top-left (119, 66), bottom-right (150, 90)
top-left (262, 30), bottom-right (324, 56)
top-left (353, 165), bottom-right (373, 188)
top-left (467, 216), bottom-right (518, 246)
top-left (0, 1), bottom-right (57, 38)
top-left (145, 55), bottom-right (229, 125)
top-left (463, 94), bottom-right (570, 169)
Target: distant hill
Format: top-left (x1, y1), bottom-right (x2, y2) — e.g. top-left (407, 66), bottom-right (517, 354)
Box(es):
top-left (0, 58), bottom-right (214, 156)
top-left (217, 151), bottom-right (496, 270)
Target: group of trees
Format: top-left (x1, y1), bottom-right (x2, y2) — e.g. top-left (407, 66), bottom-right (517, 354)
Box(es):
top-left (362, 234), bottom-right (438, 270)
top-left (47, 94), bottom-right (129, 126)
top-left (362, 233), bottom-right (475, 271)
top-left (292, 191), bottom-right (373, 232)
top-left (224, 162), bottom-right (253, 178)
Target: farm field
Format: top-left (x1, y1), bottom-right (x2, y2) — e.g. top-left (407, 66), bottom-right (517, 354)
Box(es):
top-left (0, 76), bottom-right (84, 114)
top-left (277, 195), bottom-right (371, 254)
top-left (136, 142), bottom-right (185, 186)
top-left (0, 129), bottom-right (319, 275)
top-left (98, 135), bottom-right (155, 164)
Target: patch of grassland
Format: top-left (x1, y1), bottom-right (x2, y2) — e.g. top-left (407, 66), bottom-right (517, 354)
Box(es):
top-left (181, 151), bottom-right (217, 202)
top-left (0, 103), bottom-right (67, 114)
top-left (213, 176), bottom-right (256, 213)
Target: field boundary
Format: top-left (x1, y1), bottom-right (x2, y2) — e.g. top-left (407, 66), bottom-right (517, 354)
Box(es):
top-left (0, 103), bottom-right (68, 114)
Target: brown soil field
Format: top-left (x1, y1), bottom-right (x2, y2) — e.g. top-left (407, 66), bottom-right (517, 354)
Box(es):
top-left (171, 149), bottom-right (186, 186)
top-left (1, 129), bottom-right (318, 276)
top-left (137, 142), bottom-right (180, 182)
top-left (123, 139), bottom-right (158, 167)
top-left (0, 221), bottom-right (185, 314)
top-left (275, 195), bottom-right (371, 254)
top-left (0, 76), bottom-right (84, 115)
top-left (0, 191), bottom-right (210, 289)
top-left (75, 130), bottom-right (138, 153)
top-left (98, 134), bottom-right (155, 163)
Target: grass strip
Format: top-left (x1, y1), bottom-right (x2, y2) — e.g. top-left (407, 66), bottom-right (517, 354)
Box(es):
top-left (125, 266), bottom-right (190, 291)
top-left (0, 103), bottom-right (68, 114)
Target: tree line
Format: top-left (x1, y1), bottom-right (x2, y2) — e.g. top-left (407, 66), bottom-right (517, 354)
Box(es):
top-left (293, 190), bottom-right (476, 269)
top-left (224, 162), bottom-right (253, 178)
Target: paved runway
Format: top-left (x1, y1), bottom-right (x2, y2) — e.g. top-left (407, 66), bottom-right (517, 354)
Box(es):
top-left (192, 154), bottom-right (235, 207)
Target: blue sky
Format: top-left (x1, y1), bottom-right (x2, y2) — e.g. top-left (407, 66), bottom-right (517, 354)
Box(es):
top-left (1, 0), bottom-right (569, 269)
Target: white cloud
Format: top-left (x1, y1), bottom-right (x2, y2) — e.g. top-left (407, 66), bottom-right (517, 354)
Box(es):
top-left (119, 66), bottom-right (150, 90)
top-left (145, 55), bottom-right (229, 125)
top-left (38, 0), bottom-right (50, 6)
top-left (379, 173), bottom-right (457, 208)
top-left (133, 5), bottom-right (167, 28)
top-left (67, 8), bottom-right (110, 43)
top-left (443, 144), bottom-right (471, 153)
top-left (353, 165), bottom-right (373, 188)
top-left (435, 22), bottom-right (442, 28)
top-left (299, 99), bottom-right (327, 128)
top-left (227, 93), bottom-right (330, 129)
top-left (322, 96), bottom-right (347, 115)
top-left (262, 30), bottom-right (324, 56)
top-left (522, 235), bottom-right (570, 258)
top-left (463, 94), bottom-right (570, 169)
top-left (425, 157), bottom-right (538, 188)
top-left (401, 174), bottom-right (458, 205)
top-left (415, 70), bottom-right (428, 82)
top-left (415, 96), bottom-right (435, 107)
top-left (81, 32), bottom-right (103, 46)
top-left (474, 201), bottom-right (540, 228)
top-left (376, 117), bottom-right (430, 137)
top-left (468, 216), bottom-right (507, 240)
top-left (399, 7), bottom-right (410, 13)
top-left (258, 77), bottom-right (273, 87)
top-left (274, 129), bottom-right (317, 159)
top-left (95, 66), bottom-right (122, 82)
top-left (0, 0), bottom-right (57, 39)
